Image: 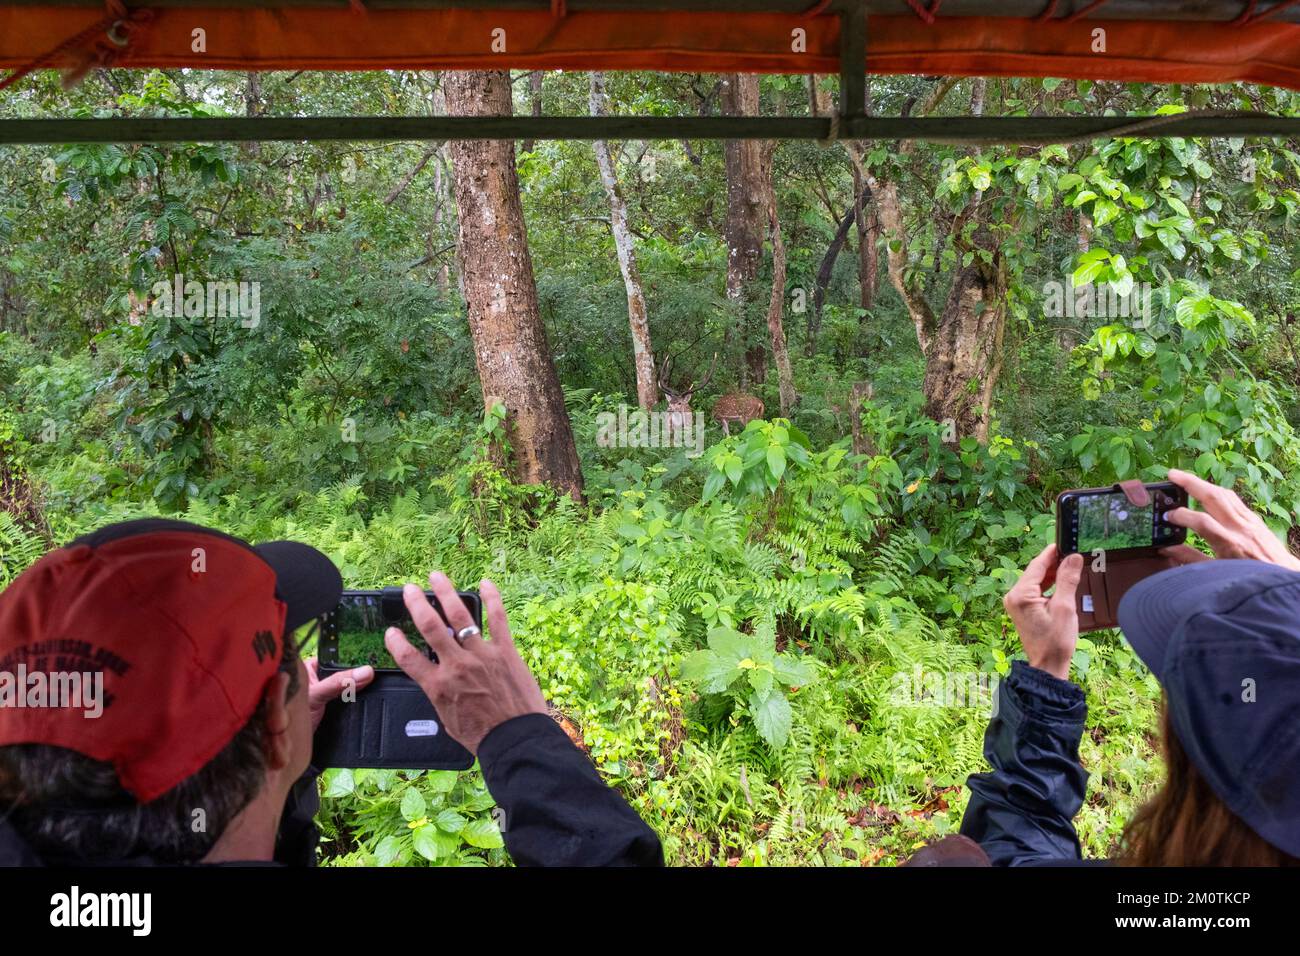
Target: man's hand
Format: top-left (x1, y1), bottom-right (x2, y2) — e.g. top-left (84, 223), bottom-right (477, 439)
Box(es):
top-left (305, 659), bottom-right (375, 732)
top-left (384, 572), bottom-right (548, 754)
top-left (1165, 468), bottom-right (1300, 572)
top-left (1003, 545), bottom-right (1085, 681)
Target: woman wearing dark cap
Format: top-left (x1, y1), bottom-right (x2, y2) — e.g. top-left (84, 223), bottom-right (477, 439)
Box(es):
top-left (958, 468), bottom-right (1300, 866)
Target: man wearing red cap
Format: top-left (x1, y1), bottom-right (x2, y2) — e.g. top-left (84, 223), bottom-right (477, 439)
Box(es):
top-left (0, 518), bottom-right (662, 867)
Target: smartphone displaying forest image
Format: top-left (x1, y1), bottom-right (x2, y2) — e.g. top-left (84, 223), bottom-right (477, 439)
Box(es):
top-left (334, 595), bottom-right (430, 670)
top-left (1058, 484), bottom-right (1187, 556)
top-left (319, 590), bottom-right (482, 671)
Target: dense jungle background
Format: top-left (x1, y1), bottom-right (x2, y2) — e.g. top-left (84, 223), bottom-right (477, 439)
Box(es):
top-left (3, 69), bottom-right (1299, 865)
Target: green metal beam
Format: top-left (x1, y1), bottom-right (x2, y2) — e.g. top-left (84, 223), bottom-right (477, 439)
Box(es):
top-left (838, 4), bottom-right (866, 124)
top-left (1, 114), bottom-right (1298, 145)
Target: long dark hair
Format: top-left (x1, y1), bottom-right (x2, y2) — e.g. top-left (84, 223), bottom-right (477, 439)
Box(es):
top-left (1122, 703), bottom-right (1298, 866)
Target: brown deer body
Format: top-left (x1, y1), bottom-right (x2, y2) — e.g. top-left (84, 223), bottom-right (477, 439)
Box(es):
top-left (712, 394), bottom-right (764, 436)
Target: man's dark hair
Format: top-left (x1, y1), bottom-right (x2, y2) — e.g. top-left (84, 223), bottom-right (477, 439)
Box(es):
top-left (0, 637), bottom-right (301, 864)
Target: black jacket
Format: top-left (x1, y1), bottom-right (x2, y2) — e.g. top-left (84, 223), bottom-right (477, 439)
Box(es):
top-left (0, 713), bottom-right (663, 868)
top-left (959, 659), bottom-right (1092, 866)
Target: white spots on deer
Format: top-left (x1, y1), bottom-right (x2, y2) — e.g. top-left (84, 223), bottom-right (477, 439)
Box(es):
top-left (713, 394), bottom-right (764, 436)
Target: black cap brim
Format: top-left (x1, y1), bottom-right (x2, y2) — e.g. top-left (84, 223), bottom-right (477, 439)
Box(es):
top-left (1117, 558), bottom-right (1286, 679)
top-left (253, 540), bottom-right (343, 633)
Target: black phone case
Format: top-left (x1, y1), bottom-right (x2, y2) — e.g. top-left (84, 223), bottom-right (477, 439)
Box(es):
top-left (312, 671), bottom-right (473, 771)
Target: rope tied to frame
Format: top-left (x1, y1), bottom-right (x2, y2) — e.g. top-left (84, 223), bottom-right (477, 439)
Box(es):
top-left (817, 113), bottom-right (841, 147)
top-left (0, 0), bottom-right (154, 92)
top-left (1037, 0), bottom-right (1113, 24)
top-left (903, 0), bottom-right (944, 24)
top-left (1237, 0), bottom-right (1300, 24)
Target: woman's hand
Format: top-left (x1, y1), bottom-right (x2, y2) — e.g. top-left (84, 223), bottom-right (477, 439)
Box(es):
top-left (1164, 468), bottom-right (1300, 572)
top-left (1003, 545), bottom-right (1085, 681)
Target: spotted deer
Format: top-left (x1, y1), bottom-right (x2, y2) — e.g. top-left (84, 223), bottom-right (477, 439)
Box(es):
top-left (712, 393), bottom-right (764, 436)
top-left (657, 351), bottom-right (717, 447)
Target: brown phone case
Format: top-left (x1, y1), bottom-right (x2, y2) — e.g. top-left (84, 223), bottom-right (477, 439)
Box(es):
top-left (1073, 479), bottom-right (1180, 632)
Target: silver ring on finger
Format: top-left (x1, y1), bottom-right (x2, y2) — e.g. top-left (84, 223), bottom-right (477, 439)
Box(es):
top-left (455, 625), bottom-right (482, 645)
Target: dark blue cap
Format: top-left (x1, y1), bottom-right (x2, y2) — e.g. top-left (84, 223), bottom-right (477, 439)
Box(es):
top-left (1118, 559), bottom-right (1300, 858)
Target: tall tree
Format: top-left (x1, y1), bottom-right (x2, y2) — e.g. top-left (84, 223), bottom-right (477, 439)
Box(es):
top-left (590, 72), bottom-right (658, 411)
top-left (853, 162), bottom-right (879, 315)
top-left (854, 79), bottom-right (1008, 441)
top-left (761, 143), bottom-right (797, 416)
top-left (722, 73), bottom-right (768, 387)
top-left (442, 70), bottom-right (584, 497)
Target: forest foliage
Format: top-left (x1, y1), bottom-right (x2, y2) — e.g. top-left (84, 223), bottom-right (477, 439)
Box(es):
top-left (2, 68), bottom-right (1299, 864)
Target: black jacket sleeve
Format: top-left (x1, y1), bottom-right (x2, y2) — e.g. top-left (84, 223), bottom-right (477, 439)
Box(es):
top-left (959, 660), bottom-right (1091, 866)
top-left (275, 767), bottom-right (323, 867)
top-left (476, 713), bottom-right (664, 867)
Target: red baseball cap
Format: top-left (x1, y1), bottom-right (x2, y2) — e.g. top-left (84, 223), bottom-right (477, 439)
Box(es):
top-left (0, 519), bottom-right (342, 803)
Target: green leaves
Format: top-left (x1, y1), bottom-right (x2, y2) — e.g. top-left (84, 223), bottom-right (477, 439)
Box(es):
top-left (462, 817), bottom-right (505, 849)
top-left (704, 418), bottom-right (812, 503)
top-left (323, 768), bottom-right (355, 798)
top-left (748, 689), bottom-right (792, 749)
top-left (314, 763), bottom-right (506, 867)
top-left (399, 786), bottom-right (427, 822)
top-left (681, 625), bottom-right (815, 748)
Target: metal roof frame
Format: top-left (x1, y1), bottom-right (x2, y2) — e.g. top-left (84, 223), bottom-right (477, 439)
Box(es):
top-left (1, 1), bottom-right (1299, 144)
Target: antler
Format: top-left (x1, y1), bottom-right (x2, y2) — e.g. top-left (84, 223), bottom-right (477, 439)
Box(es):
top-left (678, 351), bottom-right (718, 399)
top-left (656, 354), bottom-right (679, 400)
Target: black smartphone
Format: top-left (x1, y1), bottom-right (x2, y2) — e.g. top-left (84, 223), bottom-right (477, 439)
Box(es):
top-left (317, 587), bottom-right (483, 672)
top-left (312, 587), bottom-right (480, 772)
top-left (1056, 482), bottom-right (1188, 557)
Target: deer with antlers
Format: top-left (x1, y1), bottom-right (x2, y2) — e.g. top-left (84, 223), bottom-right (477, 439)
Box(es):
top-left (657, 351), bottom-right (717, 449)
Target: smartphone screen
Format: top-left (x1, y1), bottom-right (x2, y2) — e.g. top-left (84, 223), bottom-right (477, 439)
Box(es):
top-left (318, 589), bottom-right (483, 671)
top-left (1057, 482), bottom-right (1187, 556)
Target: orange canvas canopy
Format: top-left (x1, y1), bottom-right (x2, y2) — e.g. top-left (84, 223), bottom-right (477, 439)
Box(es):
top-left (2, 1), bottom-right (1300, 91)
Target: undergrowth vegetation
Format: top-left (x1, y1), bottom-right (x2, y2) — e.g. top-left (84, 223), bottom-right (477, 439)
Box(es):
top-left (6, 72), bottom-right (1300, 866)
top-left (1, 341), bottom-right (1179, 866)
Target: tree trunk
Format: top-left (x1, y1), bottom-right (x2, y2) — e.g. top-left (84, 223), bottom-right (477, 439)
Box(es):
top-left (922, 257), bottom-right (1007, 442)
top-left (244, 72), bottom-right (261, 159)
top-left (762, 143), bottom-right (797, 416)
top-left (590, 72), bottom-right (658, 411)
top-left (807, 202), bottom-right (856, 356)
top-left (875, 175), bottom-right (1007, 442)
top-left (722, 74), bottom-right (767, 389)
top-left (443, 70), bottom-right (584, 498)
top-left (521, 70), bottom-right (544, 154)
top-left (431, 151), bottom-right (451, 296)
top-left (854, 78), bottom-right (1005, 443)
top-left (848, 380), bottom-right (875, 457)
top-left (431, 86), bottom-right (452, 296)
top-left (853, 162), bottom-right (878, 314)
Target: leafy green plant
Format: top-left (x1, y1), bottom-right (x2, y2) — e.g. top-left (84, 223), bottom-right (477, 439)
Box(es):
top-left (682, 622), bottom-right (815, 748)
top-left (315, 767), bottom-right (505, 866)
